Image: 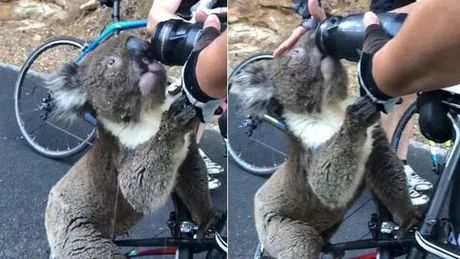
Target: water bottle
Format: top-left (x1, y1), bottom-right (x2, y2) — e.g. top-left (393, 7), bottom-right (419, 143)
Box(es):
top-left (315, 12), bottom-right (407, 62)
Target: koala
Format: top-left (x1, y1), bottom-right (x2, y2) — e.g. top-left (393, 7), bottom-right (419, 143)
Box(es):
top-left (44, 34), bottom-right (214, 259)
top-left (231, 32), bottom-right (418, 258)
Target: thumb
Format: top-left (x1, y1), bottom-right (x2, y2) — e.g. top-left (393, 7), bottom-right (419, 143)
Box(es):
top-left (308, 0), bottom-right (326, 22)
top-left (362, 12), bottom-right (390, 54)
top-left (363, 11), bottom-right (380, 28)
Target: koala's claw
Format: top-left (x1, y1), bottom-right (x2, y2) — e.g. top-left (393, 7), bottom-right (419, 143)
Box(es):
top-left (196, 209), bottom-right (226, 239)
top-left (347, 96), bottom-right (380, 127)
top-left (167, 95), bottom-right (199, 131)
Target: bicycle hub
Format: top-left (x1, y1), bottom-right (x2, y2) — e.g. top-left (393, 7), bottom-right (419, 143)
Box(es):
top-left (314, 12), bottom-right (407, 62)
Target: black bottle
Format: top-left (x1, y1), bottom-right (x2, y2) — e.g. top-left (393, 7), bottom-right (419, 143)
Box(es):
top-left (315, 12), bottom-right (407, 62)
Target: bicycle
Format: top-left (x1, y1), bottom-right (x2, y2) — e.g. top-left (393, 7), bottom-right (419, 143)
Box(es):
top-left (15, 0), bottom-right (227, 257)
top-left (392, 100), bottom-right (453, 177)
top-left (115, 193), bottom-right (227, 259)
top-left (229, 52), bottom-right (460, 258)
top-left (228, 52), bottom-right (287, 177)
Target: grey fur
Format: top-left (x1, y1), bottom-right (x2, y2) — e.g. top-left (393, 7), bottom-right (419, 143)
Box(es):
top-left (44, 34), bottom-right (214, 259)
top-left (232, 33), bottom-right (417, 259)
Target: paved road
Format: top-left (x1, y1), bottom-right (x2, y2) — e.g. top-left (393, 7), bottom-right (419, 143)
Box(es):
top-left (0, 65), bottom-right (227, 259)
top-left (227, 95), bottom-right (443, 259)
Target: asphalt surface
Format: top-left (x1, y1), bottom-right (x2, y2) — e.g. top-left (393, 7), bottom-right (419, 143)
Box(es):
top-left (227, 93), bottom-right (443, 259)
top-left (0, 64), bottom-right (227, 259)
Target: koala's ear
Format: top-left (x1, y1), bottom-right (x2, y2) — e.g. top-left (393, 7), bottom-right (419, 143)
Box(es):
top-left (229, 62), bottom-right (278, 120)
top-left (46, 62), bottom-right (87, 120)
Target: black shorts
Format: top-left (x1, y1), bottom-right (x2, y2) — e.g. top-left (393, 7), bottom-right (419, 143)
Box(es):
top-left (369, 0), bottom-right (416, 12)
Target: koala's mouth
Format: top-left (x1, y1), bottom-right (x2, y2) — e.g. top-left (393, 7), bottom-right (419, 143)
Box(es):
top-left (138, 59), bottom-right (163, 96)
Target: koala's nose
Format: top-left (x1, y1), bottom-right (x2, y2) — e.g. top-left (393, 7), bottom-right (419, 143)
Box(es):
top-left (126, 36), bottom-right (150, 57)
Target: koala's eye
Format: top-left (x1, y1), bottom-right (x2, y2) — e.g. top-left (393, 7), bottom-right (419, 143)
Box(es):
top-left (107, 59), bottom-right (116, 67)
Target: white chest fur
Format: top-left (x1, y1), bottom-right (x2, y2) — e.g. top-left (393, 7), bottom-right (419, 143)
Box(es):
top-left (283, 97), bottom-right (354, 149)
top-left (100, 110), bottom-right (163, 149)
top-left (99, 96), bottom-right (174, 149)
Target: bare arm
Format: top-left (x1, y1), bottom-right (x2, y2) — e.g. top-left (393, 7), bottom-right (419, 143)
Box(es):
top-left (147, 0), bottom-right (183, 32)
top-left (196, 30), bottom-right (227, 99)
top-left (372, 0), bottom-right (460, 96)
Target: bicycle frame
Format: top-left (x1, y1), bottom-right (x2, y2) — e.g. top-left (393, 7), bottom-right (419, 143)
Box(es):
top-left (114, 192), bottom-right (227, 257)
top-left (321, 107), bottom-right (460, 258)
top-left (75, 20), bottom-right (147, 64)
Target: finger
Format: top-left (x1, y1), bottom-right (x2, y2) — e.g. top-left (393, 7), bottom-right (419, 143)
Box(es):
top-left (195, 9), bottom-right (208, 23)
top-left (308, 0), bottom-right (326, 22)
top-left (209, 7), bottom-right (228, 14)
top-left (203, 14), bottom-right (221, 31)
top-left (273, 26), bottom-right (308, 57)
top-left (363, 11), bottom-right (380, 28)
top-left (273, 44), bottom-right (289, 57)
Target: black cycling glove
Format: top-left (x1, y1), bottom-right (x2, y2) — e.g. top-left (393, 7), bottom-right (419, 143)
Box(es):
top-left (181, 24), bottom-right (223, 122)
top-left (357, 23), bottom-right (398, 113)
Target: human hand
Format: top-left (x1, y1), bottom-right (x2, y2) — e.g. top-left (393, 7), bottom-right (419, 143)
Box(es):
top-left (362, 12), bottom-right (391, 56)
top-left (193, 7), bottom-right (227, 23)
top-left (192, 13), bottom-right (222, 51)
top-left (358, 12), bottom-right (396, 113)
top-left (273, 0), bottom-right (326, 57)
top-left (181, 13), bottom-right (223, 122)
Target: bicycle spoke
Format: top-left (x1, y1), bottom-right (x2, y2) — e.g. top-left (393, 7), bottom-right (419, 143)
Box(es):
top-left (65, 132), bottom-right (70, 150)
top-left (343, 197), bottom-right (372, 223)
top-left (28, 122), bottom-right (46, 139)
top-left (359, 231), bottom-right (371, 240)
top-left (20, 108), bottom-right (40, 115)
top-left (44, 121), bottom-right (91, 144)
top-left (271, 147), bottom-right (277, 167)
top-left (248, 136), bottom-right (287, 157)
top-left (20, 110), bottom-right (41, 126)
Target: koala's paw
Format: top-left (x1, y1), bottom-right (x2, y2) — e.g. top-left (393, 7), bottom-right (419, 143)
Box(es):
top-left (197, 209), bottom-right (226, 239)
top-left (396, 216), bottom-right (420, 239)
top-left (167, 95), bottom-right (200, 132)
top-left (346, 96), bottom-right (380, 127)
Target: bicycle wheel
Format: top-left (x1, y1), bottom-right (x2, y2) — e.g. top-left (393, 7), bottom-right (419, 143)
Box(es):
top-left (228, 52), bottom-right (288, 176)
top-left (14, 36), bottom-right (96, 159)
top-left (391, 102), bottom-right (417, 152)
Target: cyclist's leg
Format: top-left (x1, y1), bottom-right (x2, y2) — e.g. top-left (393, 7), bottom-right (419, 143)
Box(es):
top-left (381, 94), bottom-right (432, 195)
top-left (381, 94), bottom-right (417, 157)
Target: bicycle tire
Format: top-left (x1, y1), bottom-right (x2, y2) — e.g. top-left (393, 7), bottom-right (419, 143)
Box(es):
top-left (14, 36), bottom-right (96, 159)
top-left (391, 102), bottom-right (417, 151)
top-left (228, 52), bottom-right (286, 177)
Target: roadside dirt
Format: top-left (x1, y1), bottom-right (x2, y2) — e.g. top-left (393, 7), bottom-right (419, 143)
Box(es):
top-left (0, 1), bottom-right (151, 68)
